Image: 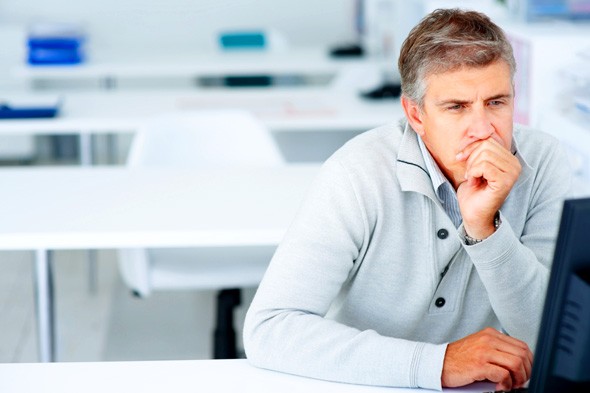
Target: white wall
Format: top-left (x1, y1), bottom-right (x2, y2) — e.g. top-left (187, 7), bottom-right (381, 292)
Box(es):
top-left (0, 0), bottom-right (356, 55)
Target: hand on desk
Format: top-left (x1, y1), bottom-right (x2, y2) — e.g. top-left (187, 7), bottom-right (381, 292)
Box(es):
top-left (441, 327), bottom-right (533, 391)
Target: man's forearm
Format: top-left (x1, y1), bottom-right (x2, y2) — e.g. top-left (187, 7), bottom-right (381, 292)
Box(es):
top-left (461, 213), bottom-right (550, 348)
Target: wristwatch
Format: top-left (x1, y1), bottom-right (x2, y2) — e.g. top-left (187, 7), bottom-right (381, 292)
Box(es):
top-left (464, 212), bottom-right (502, 246)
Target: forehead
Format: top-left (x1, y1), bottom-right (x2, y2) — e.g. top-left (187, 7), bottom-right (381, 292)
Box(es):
top-left (423, 61), bottom-right (513, 100)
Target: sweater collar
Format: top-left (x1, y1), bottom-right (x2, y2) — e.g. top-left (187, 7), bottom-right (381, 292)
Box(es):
top-left (396, 120), bottom-right (439, 204)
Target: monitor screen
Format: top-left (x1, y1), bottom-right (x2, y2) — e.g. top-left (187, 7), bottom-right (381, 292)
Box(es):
top-left (529, 197), bottom-right (590, 392)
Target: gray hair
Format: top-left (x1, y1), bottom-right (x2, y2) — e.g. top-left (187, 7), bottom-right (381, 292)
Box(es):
top-left (398, 8), bottom-right (516, 107)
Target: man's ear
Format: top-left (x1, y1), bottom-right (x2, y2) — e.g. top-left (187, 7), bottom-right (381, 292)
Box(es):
top-left (401, 96), bottom-right (425, 136)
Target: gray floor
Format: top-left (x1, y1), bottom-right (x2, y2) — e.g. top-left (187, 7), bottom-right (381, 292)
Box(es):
top-left (0, 249), bottom-right (253, 363)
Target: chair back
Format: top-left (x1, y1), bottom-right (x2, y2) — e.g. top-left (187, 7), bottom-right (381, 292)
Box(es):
top-left (120, 109), bottom-right (283, 297)
top-left (127, 110), bottom-right (283, 167)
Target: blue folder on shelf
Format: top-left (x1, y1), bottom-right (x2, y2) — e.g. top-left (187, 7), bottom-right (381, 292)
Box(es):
top-left (27, 22), bottom-right (86, 65)
top-left (0, 96), bottom-right (62, 119)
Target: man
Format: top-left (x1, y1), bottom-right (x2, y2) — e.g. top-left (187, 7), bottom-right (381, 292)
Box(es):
top-left (243, 8), bottom-right (571, 391)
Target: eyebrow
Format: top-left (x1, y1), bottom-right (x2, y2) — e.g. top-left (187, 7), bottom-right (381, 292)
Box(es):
top-left (435, 93), bottom-right (513, 107)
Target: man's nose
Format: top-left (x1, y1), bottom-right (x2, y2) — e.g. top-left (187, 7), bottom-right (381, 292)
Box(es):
top-left (468, 107), bottom-right (494, 140)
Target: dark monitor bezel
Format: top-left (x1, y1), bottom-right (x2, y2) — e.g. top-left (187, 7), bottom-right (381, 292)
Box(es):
top-left (530, 197), bottom-right (590, 392)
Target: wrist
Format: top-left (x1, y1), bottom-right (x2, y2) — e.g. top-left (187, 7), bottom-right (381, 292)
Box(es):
top-left (463, 212), bottom-right (501, 245)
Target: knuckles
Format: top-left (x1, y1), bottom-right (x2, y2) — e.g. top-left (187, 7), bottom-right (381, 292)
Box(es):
top-left (448, 328), bottom-right (532, 389)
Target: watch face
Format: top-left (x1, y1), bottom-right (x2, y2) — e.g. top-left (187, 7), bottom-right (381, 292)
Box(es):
top-left (494, 212), bottom-right (502, 230)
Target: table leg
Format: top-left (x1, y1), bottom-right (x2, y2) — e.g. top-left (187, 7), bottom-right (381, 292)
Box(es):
top-left (87, 250), bottom-right (98, 295)
top-left (78, 133), bottom-right (99, 294)
top-left (213, 288), bottom-right (241, 359)
top-left (106, 134), bottom-right (119, 164)
top-left (33, 249), bottom-right (56, 362)
top-left (79, 133), bottom-right (93, 166)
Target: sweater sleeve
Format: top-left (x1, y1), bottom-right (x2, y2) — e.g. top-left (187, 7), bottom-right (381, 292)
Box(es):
top-left (243, 157), bottom-right (447, 391)
top-left (458, 142), bottom-right (573, 350)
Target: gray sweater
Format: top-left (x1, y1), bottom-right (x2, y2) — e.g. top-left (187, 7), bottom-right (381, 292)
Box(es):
top-left (243, 121), bottom-right (572, 390)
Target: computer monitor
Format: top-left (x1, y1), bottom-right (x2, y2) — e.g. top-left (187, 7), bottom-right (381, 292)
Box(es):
top-left (529, 197), bottom-right (590, 392)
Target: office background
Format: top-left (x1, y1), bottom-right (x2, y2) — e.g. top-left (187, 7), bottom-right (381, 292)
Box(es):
top-left (1, 0), bottom-right (589, 365)
top-left (0, 0), bottom-right (362, 364)
top-left (0, 0), bottom-right (353, 54)
top-left (0, 0), bottom-right (354, 91)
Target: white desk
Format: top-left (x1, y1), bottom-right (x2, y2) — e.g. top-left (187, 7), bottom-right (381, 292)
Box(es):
top-left (0, 165), bottom-right (319, 363)
top-left (0, 88), bottom-right (399, 133)
top-left (0, 88), bottom-right (401, 164)
top-left (0, 359), bottom-right (495, 393)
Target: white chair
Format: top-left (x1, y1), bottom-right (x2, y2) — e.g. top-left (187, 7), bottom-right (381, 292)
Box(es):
top-left (118, 110), bottom-right (284, 358)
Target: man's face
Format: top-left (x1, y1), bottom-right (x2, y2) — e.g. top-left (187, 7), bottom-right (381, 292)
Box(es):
top-left (403, 60), bottom-right (514, 189)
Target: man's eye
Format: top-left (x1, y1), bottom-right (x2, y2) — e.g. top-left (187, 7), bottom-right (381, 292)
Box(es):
top-left (447, 104), bottom-right (462, 111)
top-left (489, 100), bottom-right (503, 106)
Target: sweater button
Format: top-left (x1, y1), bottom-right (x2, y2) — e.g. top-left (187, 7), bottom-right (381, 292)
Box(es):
top-left (437, 228), bottom-right (449, 239)
top-left (435, 297), bottom-right (446, 308)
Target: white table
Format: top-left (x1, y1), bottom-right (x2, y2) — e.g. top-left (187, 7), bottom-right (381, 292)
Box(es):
top-left (0, 88), bottom-right (401, 164)
top-left (0, 165), bottom-right (319, 363)
top-left (0, 359), bottom-right (495, 393)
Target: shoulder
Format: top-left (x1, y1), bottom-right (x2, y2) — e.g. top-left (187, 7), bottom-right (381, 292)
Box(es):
top-left (512, 125), bottom-right (572, 198)
top-left (513, 125), bottom-right (568, 169)
top-left (307, 120), bottom-right (405, 200)
top-left (328, 120), bottom-right (404, 170)
top-left (513, 125), bottom-right (561, 155)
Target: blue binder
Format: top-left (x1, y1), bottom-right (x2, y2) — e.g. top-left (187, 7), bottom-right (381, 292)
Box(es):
top-left (0, 97), bottom-right (62, 119)
top-left (27, 23), bottom-right (86, 65)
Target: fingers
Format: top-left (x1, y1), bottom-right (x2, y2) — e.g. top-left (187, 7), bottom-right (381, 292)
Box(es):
top-left (456, 139), bottom-right (485, 161)
top-left (484, 364), bottom-right (513, 391)
top-left (464, 161), bottom-right (503, 185)
top-left (479, 328), bottom-right (533, 387)
top-left (492, 332), bottom-right (533, 377)
top-left (442, 328), bottom-right (533, 390)
top-left (479, 339), bottom-right (530, 388)
top-left (456, 137), bottom-right (507, 163)
top-left (487, 350), bottom-right (528, 388)
top-left (456, 138), bottom-right (522, 237)
top-left (461, 139), bottom-right (520, 184)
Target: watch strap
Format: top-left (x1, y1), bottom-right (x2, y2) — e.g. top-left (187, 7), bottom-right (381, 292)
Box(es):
top-left (464, 211), bottom-right (501, 246)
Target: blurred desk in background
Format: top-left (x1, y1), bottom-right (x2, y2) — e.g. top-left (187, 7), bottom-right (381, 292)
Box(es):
top-left (0, 88), bottom-right (402, 164)
top-left (6, 46), bottom-right (399, 163)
